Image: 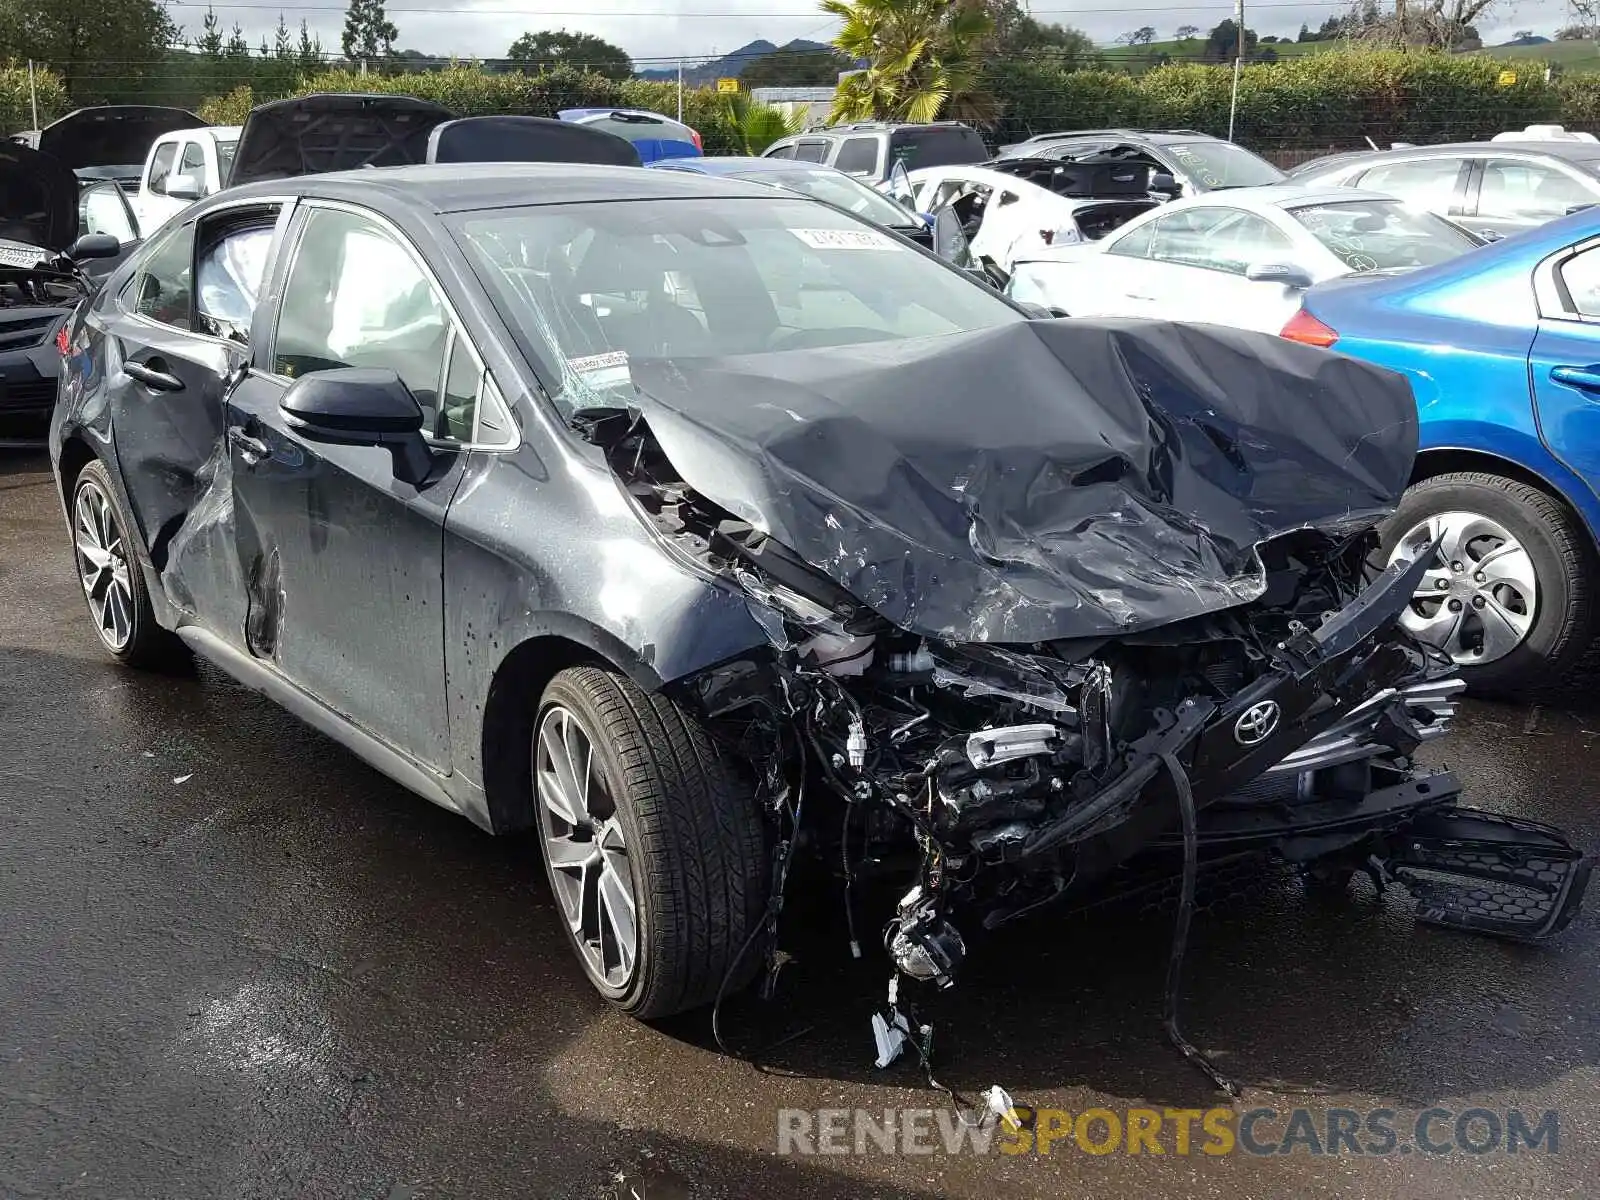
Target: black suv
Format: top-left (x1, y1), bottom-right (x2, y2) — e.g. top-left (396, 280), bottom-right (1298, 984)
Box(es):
top-left (996, 128), bottom-right (1286, 195)
top-left (760, 121), bottom-right (989, 183)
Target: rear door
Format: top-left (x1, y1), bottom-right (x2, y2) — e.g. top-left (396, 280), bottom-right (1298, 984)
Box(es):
top-left (98, 200), bottom-right (285, 638)
top-left (1466, 155), bottom-right (1600, 241)
top-left (1352, 156), bottom-right (1472, 223)
top-left (1530, 237), bottom-right (1600, 490)
top-left (1134, 206), bottom-right (1304, 332)
top-left (224, 200), bottom-right (481, 770)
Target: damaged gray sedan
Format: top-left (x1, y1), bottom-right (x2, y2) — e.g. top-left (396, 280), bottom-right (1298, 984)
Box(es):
top-left (50, 163), bottom-right (1590, 1039)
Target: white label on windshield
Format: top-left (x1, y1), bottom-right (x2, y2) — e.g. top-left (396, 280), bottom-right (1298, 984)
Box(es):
top-left (790, 227), bottom-right (897, 250)
top-left (568, 350), bottom-right (631, 392)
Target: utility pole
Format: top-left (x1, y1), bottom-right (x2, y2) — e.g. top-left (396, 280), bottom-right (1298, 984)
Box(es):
top-left (677, 59), bottom-right (683, 123)
top-left (27, 60), bottom-right (39, 131)
top-left (1227, 0), bottom-right (1245, 142)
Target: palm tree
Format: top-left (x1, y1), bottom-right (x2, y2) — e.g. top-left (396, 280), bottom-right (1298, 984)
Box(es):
top-left (823, 0), bottom-right (995, 125)
top-left (721, 93), bottom-right (805, 155)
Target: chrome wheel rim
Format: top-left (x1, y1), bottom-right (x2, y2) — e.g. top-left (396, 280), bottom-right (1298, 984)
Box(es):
top-left (1389, 510), bottom-right (1538, 666)
top-left (534, 705), bottom-right (637, 989)
top-left (73, 479), bottom-right (136, 652)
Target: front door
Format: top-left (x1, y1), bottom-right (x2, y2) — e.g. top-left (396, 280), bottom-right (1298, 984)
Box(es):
top-left (226, 201), bottom-right (482, 771)
top-left (1468, 156), bottom-right (1600, 241)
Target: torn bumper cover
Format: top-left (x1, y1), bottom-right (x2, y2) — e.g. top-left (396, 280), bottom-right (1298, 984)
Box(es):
top-left (581, 317), bottom-right (1590, 1007)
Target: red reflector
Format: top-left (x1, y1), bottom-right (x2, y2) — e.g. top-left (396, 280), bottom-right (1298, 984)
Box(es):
top-left (1280, 308), bottom-right (1338, 348)
top-left (55, 325), bottom-right (70, 355)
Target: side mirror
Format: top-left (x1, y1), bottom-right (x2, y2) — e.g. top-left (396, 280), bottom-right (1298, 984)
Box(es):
top-left (1567, 203), bottom-right (1597, 216)
top-left (165, 174), bottom-right (205, 201)
top-left (1017, 301), bottom-right (1069, 319)
top-left (1245, 261), bottom-right (1314, 289)
top-left (1150, 171), bottom-right (1180, 197)
top-left (1476, 228), bottom-right (1505, 243)
top-left (67, 232), bottom-right (120, 260)
top-left (280, 368), bottom-right (435, 484)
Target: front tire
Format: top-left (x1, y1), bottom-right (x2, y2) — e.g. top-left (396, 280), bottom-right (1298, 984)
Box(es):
top-left (69, 460), bottom-right (185, 669)
top-left (1381, 471), bottom-right (1594, 693)
top-left (532, 666), bottom-right (768, 1018)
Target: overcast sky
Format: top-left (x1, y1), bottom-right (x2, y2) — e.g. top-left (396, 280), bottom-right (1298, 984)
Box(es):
top-left (164, 0), bottom-right (1573, 67)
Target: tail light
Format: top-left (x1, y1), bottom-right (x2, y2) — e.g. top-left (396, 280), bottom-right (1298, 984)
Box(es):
top-left (690, 127), bottom-right (703, 151)
top-left (1280, 308), bottom-right (1339, 348)
top-left (55, 323), bottom-right (71, 355)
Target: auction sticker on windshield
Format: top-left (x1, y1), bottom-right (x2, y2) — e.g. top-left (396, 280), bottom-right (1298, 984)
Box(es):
top-left (568, 350), bottom-right (631, 391)
top-left (791, 228), bottom-right (898, 250)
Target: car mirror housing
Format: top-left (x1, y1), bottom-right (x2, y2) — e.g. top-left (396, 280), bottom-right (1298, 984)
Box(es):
top-left (279, 368), bottom-right (434, 484)
top-left (1149, 171), bottom-right (1180, 196)
top-left (1245, 261), bottom-right (1314, 289)
top-left (67, 232), bottom-right (121, 260)
top-left (165, 174), bottom-right (205, 201)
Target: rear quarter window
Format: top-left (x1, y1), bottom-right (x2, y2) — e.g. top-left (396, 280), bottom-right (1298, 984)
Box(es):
top-left (888, 127), bottom-right (989, 172)
top-left (833, 137), bottom-right (881, 176)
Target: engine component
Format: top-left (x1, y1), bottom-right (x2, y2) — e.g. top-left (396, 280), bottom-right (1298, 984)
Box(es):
top-left (888, 885), bottom-right (966, 987)
top-left (846, 715), bottom-right (868, 769)
top-left (965, 723), bottom-right (1059, 768)
top-left (801, 630), bottom-right (875, 676)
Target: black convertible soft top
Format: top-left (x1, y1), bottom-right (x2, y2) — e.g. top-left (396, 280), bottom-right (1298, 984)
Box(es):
top-left (619, 318), bottom-right (1418, 643)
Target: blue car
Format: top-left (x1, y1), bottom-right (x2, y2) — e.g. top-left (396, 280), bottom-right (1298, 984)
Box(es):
top-left (1283, 207), bottom-right (1600, 690)
top-left (648, 156), bottom-right (935, 250)
top-left (557, 108), bottom-right (701, 163)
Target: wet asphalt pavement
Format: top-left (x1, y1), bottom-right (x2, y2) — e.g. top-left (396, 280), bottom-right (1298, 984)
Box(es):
top-left (3, 446), bottom-right (1598, 1199)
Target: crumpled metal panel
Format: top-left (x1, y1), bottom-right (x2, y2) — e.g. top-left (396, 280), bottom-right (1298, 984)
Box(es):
top-left (621, 318), bottom-right (1418, 643)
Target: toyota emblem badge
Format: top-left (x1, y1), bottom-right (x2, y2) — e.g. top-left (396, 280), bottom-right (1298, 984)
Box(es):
top-left (1233, 700), bottom-right (1281, 746)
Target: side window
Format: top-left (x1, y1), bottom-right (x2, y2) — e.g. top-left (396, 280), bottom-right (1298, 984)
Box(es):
top-left (1356, 158), bottom-right (1463, 212)
top-left (146, 141), bottom-right (178, 194)
top-left (766, 143), bottom-right (796, 160)
top-left (179, 140), bottom-right (206, 178)
top-left (791, 139), bottom-right (830, 163)
top-left (129, 221), bottom-right (195, 329)
top-left (274, 207), bottom-right (455, 436)
top-left (1107, 220), bottom-right (1156, 259)
top-left (438, 330), bottom-right (483, 442)
top-left (1478, 159), bottom-right (1596, 221)
top-left (79, 184), bottom-right (137, 244)
top-left (1200, 210), bottom-right (1297, 274)
top-left (1147, 208), bottom-right (1248, 271)
top-left (196, 212), bottom-right (279, 342)
top-left (833, 137), bottom-right (880, 176)
top-left (1558, 248), bottom-right (1600, 317)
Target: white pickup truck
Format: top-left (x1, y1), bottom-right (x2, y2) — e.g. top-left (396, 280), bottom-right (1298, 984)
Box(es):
top-left (133, 125), bottom-right (241, 233)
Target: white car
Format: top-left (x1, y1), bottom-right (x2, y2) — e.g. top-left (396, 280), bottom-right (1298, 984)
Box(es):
top-left (904, 164), bottom-right (1153, 273)
top-left (1006, 184), bottom-right (1483, 333)
top-left (134, 125), bottom-right (241, 233)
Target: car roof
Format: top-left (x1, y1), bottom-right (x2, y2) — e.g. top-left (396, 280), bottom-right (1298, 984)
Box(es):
top-left (1307, 141), bottom-right (1600, 169)
top-left (1021, 129), bottom-right (1217, 146)
top-left (1165, 183), bottom-right (1398, 211)
top-left (214, 161), bottom-right (781, 214)
top-left (650, 156), bottom-right (824, 176)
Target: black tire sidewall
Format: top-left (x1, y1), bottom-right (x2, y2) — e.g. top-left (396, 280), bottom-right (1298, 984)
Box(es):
top-left (534, 672), bottom-right (658, 1010)
top-left (72, 460), bottom-right (159, 663)
top-left (1381, 475), bottom-right (1587, 690)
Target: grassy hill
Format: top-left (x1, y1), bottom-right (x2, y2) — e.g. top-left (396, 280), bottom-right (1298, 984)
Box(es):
top-left (1478, 38), bottom-right (1600, 73)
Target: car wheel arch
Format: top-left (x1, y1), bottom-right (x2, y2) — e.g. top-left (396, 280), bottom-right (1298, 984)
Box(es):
top-left (1410, 445), bottom-right (1600, 547)
top-left (477, 627), bottom-right (669, 834)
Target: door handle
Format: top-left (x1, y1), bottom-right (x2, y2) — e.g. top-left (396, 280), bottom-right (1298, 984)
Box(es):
top-left (1549, 364), bottom-right (1600, 393)
top-left (228, 427), bottom-right (271, 465)
top-left (124, 361), bottom-right (185, 392)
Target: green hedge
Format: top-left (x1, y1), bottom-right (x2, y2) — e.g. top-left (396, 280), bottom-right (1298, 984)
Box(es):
top-left (197, 50), bottom-right (1600, 160)
top-left (0, 65), bottom-right (69, 134)
top-left (989, 49), bottom-right (1573, 150)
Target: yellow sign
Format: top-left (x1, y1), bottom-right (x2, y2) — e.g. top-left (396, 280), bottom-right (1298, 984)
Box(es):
top-left (1499, 69), bottom-right (1518, 86)
top-left (717, 77), bottom-right (739, 93)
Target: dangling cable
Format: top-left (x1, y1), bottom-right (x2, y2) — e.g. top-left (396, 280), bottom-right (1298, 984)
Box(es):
top-left (1158, 749), bottom-right (1242, 1098)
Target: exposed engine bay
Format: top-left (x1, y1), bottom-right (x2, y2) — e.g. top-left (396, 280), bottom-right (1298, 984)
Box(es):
top-left (569, 317), bottom-right (1592, 1087)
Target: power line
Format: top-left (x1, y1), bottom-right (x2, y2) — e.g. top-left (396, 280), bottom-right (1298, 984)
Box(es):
top-left (160, 0), bottom-right (1368, 13)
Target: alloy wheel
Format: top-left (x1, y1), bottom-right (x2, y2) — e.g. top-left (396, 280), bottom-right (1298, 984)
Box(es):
top-left (534, 704), bottom-right (638, 989)
top-left (73, 479), bottom-right (136, 652)
top-left (1389, 509), bottom-right (1538, 665)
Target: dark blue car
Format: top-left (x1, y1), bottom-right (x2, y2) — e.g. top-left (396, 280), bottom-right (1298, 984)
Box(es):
top-left (1283, 208), bottom-right (1600, 690)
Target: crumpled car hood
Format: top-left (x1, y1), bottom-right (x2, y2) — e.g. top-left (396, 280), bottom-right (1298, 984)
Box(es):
top-left (621, 318), bottom-right (1418, 643)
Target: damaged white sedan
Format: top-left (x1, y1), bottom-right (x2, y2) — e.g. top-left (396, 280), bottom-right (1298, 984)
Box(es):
top-left (51, 151), bottom-right (1590, 1074)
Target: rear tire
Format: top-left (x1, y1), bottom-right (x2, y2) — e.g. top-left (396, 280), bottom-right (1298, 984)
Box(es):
top-left (68, 459), bottom-right (186, 669)
top-left (1380, 471), bottom-right (1593, 694)
top-left (532, 666), bottom-right (768, 1018)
